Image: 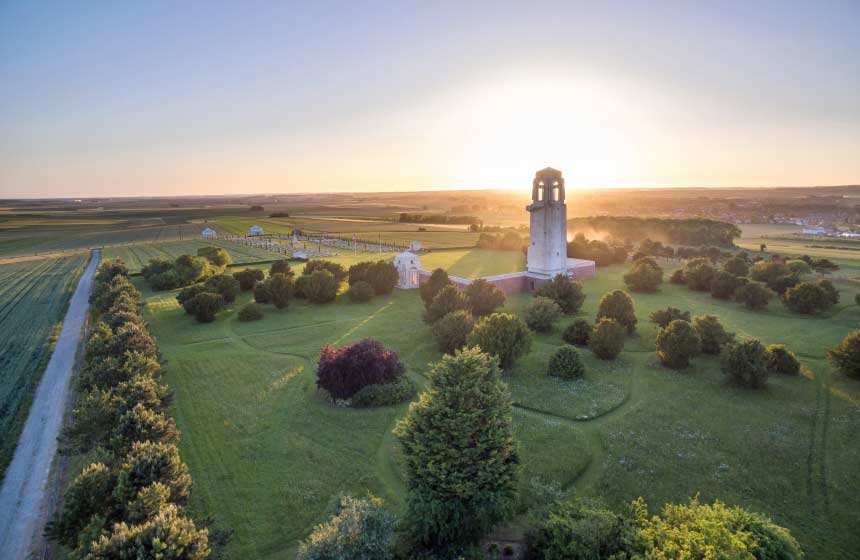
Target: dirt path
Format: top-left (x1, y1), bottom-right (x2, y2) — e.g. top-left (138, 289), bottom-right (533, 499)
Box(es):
top-left (0, 250), bottom-right (99, 559)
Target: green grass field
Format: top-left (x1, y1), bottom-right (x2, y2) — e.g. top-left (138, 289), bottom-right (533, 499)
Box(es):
top-left (0, 254), bottom-right (89, 476)
top-left (101, 240), bottom-right (280, 272)
top-left (139, 249), bottom-right (860, 559)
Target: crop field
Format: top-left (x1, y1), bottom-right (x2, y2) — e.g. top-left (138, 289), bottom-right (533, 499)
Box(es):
top-left (0, 254), bottom-right (89, 476)
top-left (101, 240), bottom-right (279, 272)
top-left (139, 250), bottom-right (860, 559)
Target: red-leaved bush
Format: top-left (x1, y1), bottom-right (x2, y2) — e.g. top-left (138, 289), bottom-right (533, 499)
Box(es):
top-left (316, 339), bottom-right (405, 399)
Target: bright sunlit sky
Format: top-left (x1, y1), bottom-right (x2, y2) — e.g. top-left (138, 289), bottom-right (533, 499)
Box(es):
top-left (1, 1), bottom-right (858, 198)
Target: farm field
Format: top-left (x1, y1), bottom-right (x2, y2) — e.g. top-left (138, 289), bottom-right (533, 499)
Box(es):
top-left (139, 255), bottom-right (860, 559)
top-left (101, 240), bottom-right (279, 272)
top-left (0, 254), bottom-right (89, 476)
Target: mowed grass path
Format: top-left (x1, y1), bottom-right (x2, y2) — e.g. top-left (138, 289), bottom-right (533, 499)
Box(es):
top-left (0, 254), bottom-right (88, 476)
top-left (142, 259), bottom-right (860, 559)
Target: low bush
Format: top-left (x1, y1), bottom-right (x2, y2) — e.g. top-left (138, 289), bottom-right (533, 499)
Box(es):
top-left (351, 376), bottom-right (417, 408)
top-left (692, 314), bottom-right (734, 354)
top-left (304, 259), bottom-right (347, 281)
top-left (253, 282), bottom-right (272, 304)
top-left (431, 310), bottom-right (475, 354)
top-left (268, 272), bottom-right (295, 309)
top-left (562, 319), bottom-right (591, 346)
top-left (232, 268), bottom-right (264, 291)
top-left (204, 273), bottom-right (241, 303)
top-left (536, 274), bottom-right (586, 314)
top-left (623, 259), bottom-right (663, 293)
top-left (683, 258), bottom-right (716, 291)
top-left (590, 318), bottom-right (625, 360)
top-left (303, 270), bottom-right (339, 303)
top-left (424, 285), bottom-right (469, 323)
top-left (238, 303), bottom-right (264, 322)
top-left (655, 320), bottom-right (700, 369)
top-left (710, 270), bottom-right (740, 300)
top-left (296, 495), bottom-right (397, 560)
top-left (723, 255), bottom-right (749, 277)
top-left (197, 246), bottom-right (231, 269)
top-left (669, 269), bottom-right (686, 284)
top-left (783, 280), bottom-right (839, 314)
top-left (270, 259), bottom-right (294, 278)
top-left (827, 330), bottom-right (860, 379)
top-left (547, 346), bottom-right (585, 379)
top-left (722, 338), bottom-right (769, 389)
top-left (346, 281), bottom-right (374, 302)
top-left (524, 297), bottom-right (563, 332)
top-left (317, 339), bottom-right (405, 400)
top-left (765, 344), bottom-right (800, 375)
top-left (733, 281), bottom-right (772, 310)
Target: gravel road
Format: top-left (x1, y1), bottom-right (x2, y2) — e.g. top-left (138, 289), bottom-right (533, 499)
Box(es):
top-left (0, 250), bottom-right (99, 559)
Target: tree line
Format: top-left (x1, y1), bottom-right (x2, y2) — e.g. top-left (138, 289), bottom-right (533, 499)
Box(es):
top-left (570, 216), bottom-right (742, 247)
top-left (50, 258), bottom-right (213, 558)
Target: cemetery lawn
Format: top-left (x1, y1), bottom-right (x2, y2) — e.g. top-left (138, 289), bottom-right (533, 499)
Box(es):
top-left (141, 262), bottom-right (860, 559)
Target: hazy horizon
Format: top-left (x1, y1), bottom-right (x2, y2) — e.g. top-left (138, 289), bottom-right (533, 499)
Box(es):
top-left (2, 1), bottom-right (858, 198)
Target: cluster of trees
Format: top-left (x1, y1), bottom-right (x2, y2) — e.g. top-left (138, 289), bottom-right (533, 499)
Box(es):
top-left (52, 258), bottom-right (211, 559)
top-left (398, 212), bottom-right (479, 225)
top-left (316, 338), bottom-right (414, 407)
top-left (559, 289), bottom-right (636, 361)
top-left (177, 274), bottom-right (241, 322)
top-left (347, 260), bottom-right (400, 301)
top-left (527, 495), bottom-right (801, 559)
top-left (647, 305), bottom-right (802, 388)
top-left (673, 252), bottom-right (841, 314)
top-left (142, 246), bottom-right (231, 290)
top-left (570, 216), bottom-right (742, 246)
top-left (476, 230), bottom-right (524, 251)
top-left (566, 233), bottom-right (628, 266)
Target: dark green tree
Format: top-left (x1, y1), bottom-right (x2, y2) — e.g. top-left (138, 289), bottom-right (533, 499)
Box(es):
top-left (721, 339), bottom-right (769, 389)
top-left (692, 314), bottom-right (734, 354)
top-left (733, 281), bottom-right (772, 310)
top-left (828, 330), bottom-right (860, 379)
top-left (765, 344), bottom-right (801, 375)
top-left (464, 278), bottom-right (506, 316)
top-left (596, 290), bottom-right (637, 333)
top-left (589, 318), bottom-right (625, 360)
top-left (393, 348), bottom-right (520, 552)
top-left (547, 346), bottom-right (585, 379)
top-left (649, 307), bottom-right (690, 329)
top-left (524, 297), bottom-right (562, 332)
top-left (430, 310), bottom-right (475, 354)
top-left (424, 285), bottom-right (469, 323)
top-left (420, 268), bottom-right (453, 309)
top-left (623, 259), bottom-right (663, 293)
top-left (268, 272), bottom-right (294, 309)
top-left (562, 319), bottom-right (591, 346)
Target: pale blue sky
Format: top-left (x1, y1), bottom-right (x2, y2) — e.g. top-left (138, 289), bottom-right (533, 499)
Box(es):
top-left (1, 1), bottom-right (858, 197)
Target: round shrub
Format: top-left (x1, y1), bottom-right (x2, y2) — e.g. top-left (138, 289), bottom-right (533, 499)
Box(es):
top-left (293, 274), bottom-right (311, 299)
top-left (304, 259), bottom-right (346, 281)
top-left (177, 284), bottom-right (207, 315)
top-left (590, 318), bottom-right (625, 360)
top-left (536, 274), bottom-right (586, 314)
top-left (232, 268), bottom-right (264, 291)
top-left (723, 255), bottom-right (749, 277)
top-left (197, 245), bottom-right (232, 268)
top-left (722, 338), bottom-right (769, 389)
top-left (562, 319), bottom-right (591, 346)
top-left (765, 344), bottom-right (800, 375)
top-left (669, 269), bottom-right (686, 285)
top-left (346, 280), bottom-right (374, 302)
top-left (596, 290), bottom-right (637, 333)
top-left (828, 330), bottom-right (860, 379)
top-left (547, 346), bottom-right (585, 379)
top-left (424, 284), bottom-right (469, 323)
top-left (270, 259), bottom-right (294, 278)
top-left (419, 268), bottom-right (452, 309)
top-left (692, 314), bottom-right (734, 354)
top-left (188, 292), bottom-right (223, 322)
top-left (656, 320), bottom-right (700, 369)
top-left (623, 259), bottom-right (663, 293)
top-left (351, 376), bottom-right (417, 408)
top-left (267, 273), bottom-right (294, 309)
top-left (365, 260), bottom-right (399, 295)
top-left (710, 270), bottom-right (740, 300)
top-left (316, 339), bottom-right (405, 400)
top-left (253, 281), bottom-right (272, 304)
top-left (431, 310), bottom-right (475, 354)
top-left (683, 258), bottom-right (716, 291)
top-left (782, 281), bottom-right (837, 314)
top-left (785, 259), bottom-right (812, 275)
top-left (203, 273), bottom-right (241, 303)
top-left (464, 278), bottom-right (506, 316)
top-left (304, 269), bottom-right (339, 303)
top-left (733, 280), bottom-right (772, 310)
top-left (238, 303), bottom-right (264, 322)
top-left (467, 312), bottom-right (532, 370)
top-left (524, 296), bottom-right (563, 332)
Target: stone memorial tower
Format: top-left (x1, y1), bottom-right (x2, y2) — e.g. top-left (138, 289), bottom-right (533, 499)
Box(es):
top-left (526, 167), bottom-right (568, 277)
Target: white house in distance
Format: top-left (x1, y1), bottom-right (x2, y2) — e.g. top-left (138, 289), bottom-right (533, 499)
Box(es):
top-left (394, 251), bottom-right (421, 289)
top-left (201, 227), bottom-right (217, 239)
top-left (249, 224), bottom-right (264, 236)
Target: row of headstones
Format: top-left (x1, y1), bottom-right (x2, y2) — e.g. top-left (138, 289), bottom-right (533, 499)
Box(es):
top-left (217, 235), bottom-right (337, 258)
